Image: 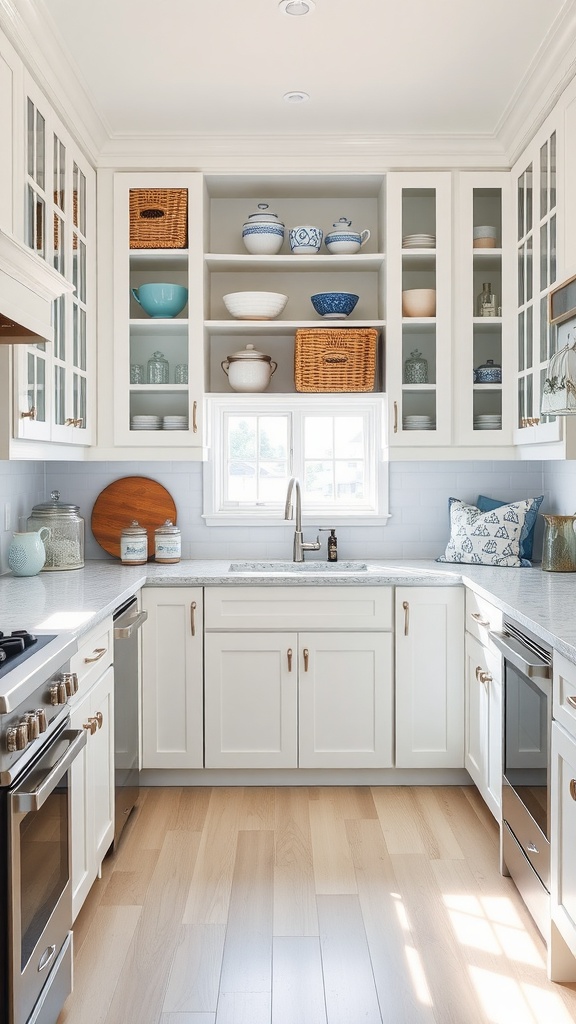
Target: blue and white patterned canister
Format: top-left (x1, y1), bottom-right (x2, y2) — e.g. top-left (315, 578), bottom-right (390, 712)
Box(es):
top-left (154, 519), bottom-right (181, 563)
top-left (404, 349), bottom-right (429, 384)
top-left (120, 520), bottom-right (148, 565)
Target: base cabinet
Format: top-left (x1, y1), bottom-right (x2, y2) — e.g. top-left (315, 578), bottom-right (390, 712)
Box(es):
top-left (141, 587), bottom-right (203, 768)
top-left (551, 721), bottom-right (576, 965)
top-left (395, 587), bottom-right (464, 768)
top-left (204, 630), bottom-right (393, 769)
top-left (70, 663), bottom-right (114, 920)
top-left (465, 631), bottom-right (502, 819)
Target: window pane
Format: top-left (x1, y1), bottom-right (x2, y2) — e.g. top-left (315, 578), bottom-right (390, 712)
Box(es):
top-left (258, 417), bottom-right (288, 460)
top-left (258, 463), bottom-right (287, 502)
top-left (540, 297), bottom-right (548, 364)
top-left (305, 417), bottom-right (334, 459)
top-left (550, 214), bottom-right (557, 284)
top-left (540, 140), bottom-right (548, 218)
top-left (518, 311), bottom-right (525, 372)
top-left (526, 236), bottom-right (532, 302)
top-left (304, 462), bottom-right (334, 501)
top-left (517, 245), bottom-right (524, 306)
top-left (526, 163), bottom-right (533, 232)
top-left (54, 136), bottom-right (65, 211)
top-left (73, 238), bottom-right (86, 302)
top-left (517, 172), bottom-right (524, 241)
top-left (518, 378), bottom-right (525, 426)
top-left (228, 417), bottom-right (257, 460)
top-left (54, 297), bottom-right (65, 362)
top-left (53, 214), bottom-right (64, 274)
top-left (550, 131), bottom-right (557, 209)
top-left (73, 164), bottom-right (86, 235)
top-left (35, 109), bottom-right (45, 189)
top-left (74, 373), bottom-right (86, 424)
top-left (540, 222), bottom-right (548, 291)
top-left (527, 305), bottom-right (533, 368)
top-left (36, 357), bottom-right (45, 421)
top-left (335, 417), bottom-right (364, 459)
top-left (74, 305), bottom-right (86, 371)
top-left (55, 365), bottom-right (65, 425)
top-left (228, 462), bottom-right (257, 502)
top-left (27, 99), bottom-right (34, 178)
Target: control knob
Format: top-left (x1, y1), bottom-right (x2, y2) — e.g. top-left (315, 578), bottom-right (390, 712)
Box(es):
top-left (7, 720), bottom-right (30, 752)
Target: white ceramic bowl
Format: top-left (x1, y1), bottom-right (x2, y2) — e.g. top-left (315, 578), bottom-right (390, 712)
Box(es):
top-left (223, 291), bottom-right (288, 320)
top-left (401, 288), bottom-right (436, 317)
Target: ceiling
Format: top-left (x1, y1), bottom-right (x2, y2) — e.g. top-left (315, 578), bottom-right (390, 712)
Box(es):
top-left (28, 0), bottom-right (574, 141)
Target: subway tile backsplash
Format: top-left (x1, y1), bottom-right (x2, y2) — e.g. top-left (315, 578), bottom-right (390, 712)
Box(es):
top-left (0, 458), bottom-right (557, 573)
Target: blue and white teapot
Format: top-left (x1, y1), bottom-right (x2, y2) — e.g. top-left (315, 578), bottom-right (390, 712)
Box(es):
top-left (325, 217), bottom-right (371, 255)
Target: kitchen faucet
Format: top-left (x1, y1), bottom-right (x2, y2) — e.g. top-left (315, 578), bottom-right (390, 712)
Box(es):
top-left (284, 477), bottom-right (321, 562)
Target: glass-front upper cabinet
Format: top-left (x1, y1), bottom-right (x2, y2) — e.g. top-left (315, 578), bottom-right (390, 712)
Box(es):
top-left (513, 120), bottom-right (563, 448)
top-left (14, 76), bottom-right (94, 446)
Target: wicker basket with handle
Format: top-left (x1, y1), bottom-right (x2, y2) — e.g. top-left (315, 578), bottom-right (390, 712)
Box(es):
top-left (129, 188), bottom-right (188, 249)
top-left (294, 328), bottom-right (378, 392)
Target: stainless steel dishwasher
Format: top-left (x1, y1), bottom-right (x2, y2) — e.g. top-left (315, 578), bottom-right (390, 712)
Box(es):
top-left (113, 596), bottom-right (148, 846)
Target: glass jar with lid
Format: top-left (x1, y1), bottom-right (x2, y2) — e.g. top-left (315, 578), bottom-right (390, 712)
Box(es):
top-left (26, 490), bottom-right (84, 570)
top-left (147, 351), bottom-right (169, 384)
top-left (154, 519), bottom-right (181, 564)
top-left (120, 521), bottom-right (148, 565)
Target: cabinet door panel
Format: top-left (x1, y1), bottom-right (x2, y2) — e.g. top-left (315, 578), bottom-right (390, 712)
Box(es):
top-left (204, 632), bottom-right (297, 768)
top-left (91, 665), bottom-right (115, 865)
top-left (205, 586), bottom-right (393, 631)
top-left (298, 632), bottom-right (393, 768)
top-left (70, 690), bottom-right (91, 919)
top-left (395, 587), bottom-right (464, 768)
top-left (551, 721), bottom-right (576, 959)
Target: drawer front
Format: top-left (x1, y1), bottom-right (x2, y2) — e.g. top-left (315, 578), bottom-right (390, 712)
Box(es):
top-left (554, 651), bottom-right (576, 740)
top-left (205, 586), bottom-right (393, 631)
top-left (70, 616), bottom-right (113, 696)
top-left (465, 590), bottom-right (503, 649)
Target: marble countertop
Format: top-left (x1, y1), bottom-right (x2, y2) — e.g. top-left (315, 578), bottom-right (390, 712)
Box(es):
top-left (1, 558), bottom-right (575, 664)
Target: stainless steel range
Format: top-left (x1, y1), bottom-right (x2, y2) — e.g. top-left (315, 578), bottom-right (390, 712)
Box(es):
top-left (0, 628), bottom-right (85, 1024)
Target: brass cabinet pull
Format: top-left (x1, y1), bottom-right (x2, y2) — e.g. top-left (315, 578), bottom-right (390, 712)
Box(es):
top-left (393, 401), bottom-right (398, 434)
top-left (471, 612), bottom-right (490, 627)
top-left (566, 696), bottom-right (576, 711)
top-left (21, 406), bottom-right (36, 420)
top-left (95, 711), bottom-right (103, 729)
top-left (74, 417), bottom-right (84, 428)
top-left (84, 647), bottom-right (106, 664)
top-left (190, 600), bottom-right (197, 636)
top-left (475, 666), bottom-right (492, 685)
top-left (287, 648), bottom-right (292, 671)
top-left (192, 400), bottom-right (198, 433)
top-left (402, 600), bottom-right (409, 636)
top-left (84, 719), bottom-right (97, 736)
top-left (65, 417), bottom-right (75, 426)
top-left (570, 780), bottom-right (576, 802)
top-left (303, 648), bottom-right (309, 672)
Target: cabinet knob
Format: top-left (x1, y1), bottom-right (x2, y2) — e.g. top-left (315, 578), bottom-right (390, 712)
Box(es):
top-left (94, 711), bottom-right (103, 729)
top-left (192, 401), bottom-right (198, 434)
top-left (20, 406), bottom-right (36, 420)
top-left (84, 718), bottom-right (98, 735)
top-left (471, 612), bottom-right (490, 627)
top-left (190, 601), bottom-right (197, 636)
top-left (402, 600), bottom-right (409, 636)
top-left (303, 648), bottom-right (309, 672)
top-left (475, 666), bottom-right (492, 685)
top-left (566, 695), bottom-right (576, 711)
top-left (570, 780), bottom-right (576, 802)
top-left (393, 401), bottom-right (398, 434)
top-left (287, 648), bottom-right (292, 671)
top-left (84, 647), bottom-right (106, 664)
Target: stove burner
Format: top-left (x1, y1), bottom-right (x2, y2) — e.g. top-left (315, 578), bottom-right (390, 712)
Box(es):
top-left (0, 638), bottom-right (25, 657)
top-left (10, 630), bottom-right (38, 648)
top-left (0, 633), bottom-right (56, 680)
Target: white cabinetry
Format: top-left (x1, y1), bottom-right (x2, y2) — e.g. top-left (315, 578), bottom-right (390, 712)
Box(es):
top-left (69, 619), bottom-right (114, 920)
top-left (0, 30), bottom-right (23, 236)
top-left (551, 653), bottom-right (576, 975)
top-left (204, 586), bottom-right (393, 769)
top-left (463, 592), bottom-right (503, 818)
top-left (395, 587), bottom-right (464, 768)
top-left (141, 587), bottom-right (203, 768)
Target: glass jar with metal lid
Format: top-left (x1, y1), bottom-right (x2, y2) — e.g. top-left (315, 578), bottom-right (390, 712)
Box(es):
top-left (26, 490), bottom-right (84, 570)
top-left (154, 519), bottom-right (181, 564)
top-left (120, 521), bottom-right (148, 565)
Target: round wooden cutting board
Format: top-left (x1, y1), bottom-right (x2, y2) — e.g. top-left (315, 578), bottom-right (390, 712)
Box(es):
top-left (91, 476), bottom-right (177, 559)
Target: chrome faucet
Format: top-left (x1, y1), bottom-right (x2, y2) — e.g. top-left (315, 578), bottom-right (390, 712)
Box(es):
top-left (284, 477), bottom-right (321, 562)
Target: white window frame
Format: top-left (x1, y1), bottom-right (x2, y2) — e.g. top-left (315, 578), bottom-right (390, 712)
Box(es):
top-left (203, 394), bottom-right (390, 527)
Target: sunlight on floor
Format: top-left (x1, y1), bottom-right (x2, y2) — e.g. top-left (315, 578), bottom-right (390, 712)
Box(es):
top-left (391, 891), bottom-right (434, 1007)
top-left (443, 893), bottom-right (545, 967)
top-left (469, 965), bottom-right (575, 1024)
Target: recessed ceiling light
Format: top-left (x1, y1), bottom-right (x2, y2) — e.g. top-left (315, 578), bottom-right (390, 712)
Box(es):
top-left (278, 0), bottom-right (316, 16)
top-left (283, 90), bottom-right (310, 103)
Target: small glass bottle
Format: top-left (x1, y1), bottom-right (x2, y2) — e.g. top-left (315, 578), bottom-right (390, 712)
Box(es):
top-left (477, 282), bottom-right (497, 318)
top-left (147, 351), bottom-right (169, 384)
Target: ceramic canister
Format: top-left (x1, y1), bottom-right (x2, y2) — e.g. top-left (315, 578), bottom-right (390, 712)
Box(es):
top-left (154, 519), bottom-right (181, 564)
top-left (120, 520), bottom-right (148, 565)
top-left (241, 203), bottom-right (285, 255)
top-left (221, 344), bottom-right (278, 392)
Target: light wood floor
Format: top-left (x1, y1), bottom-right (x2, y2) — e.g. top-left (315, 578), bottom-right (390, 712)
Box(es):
top-left (58, 785), bottom-right (576, 1024)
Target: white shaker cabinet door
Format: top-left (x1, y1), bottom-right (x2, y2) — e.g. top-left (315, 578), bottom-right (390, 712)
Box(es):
top-left (465, 631), bottom-right (502, 819)
top-left (298, 632), bottom-right (393, 769)
top-left (550, 721), bottom-right (576, 977)
top-left (395, 587), bottom-right (465, 768)
top-left (141, 587), bottom-right (203, 769)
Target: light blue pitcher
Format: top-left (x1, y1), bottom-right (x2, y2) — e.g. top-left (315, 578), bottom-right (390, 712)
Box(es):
top-left (8, 528), bottom-right (49, 577)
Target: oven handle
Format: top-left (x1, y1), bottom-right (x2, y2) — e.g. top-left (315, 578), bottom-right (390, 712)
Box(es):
top-left (14, 729), bottom-right (87, 813)
top-left (488, 630), bottom-right (552, 680)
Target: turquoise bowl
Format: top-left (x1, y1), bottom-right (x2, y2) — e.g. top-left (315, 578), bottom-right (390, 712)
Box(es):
top-left (132, 283), bottom-right (188, 318)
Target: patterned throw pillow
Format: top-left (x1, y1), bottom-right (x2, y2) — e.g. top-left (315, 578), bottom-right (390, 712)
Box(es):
top-left (437, 498), bottom-right (536, 567)
top-left (476, 494), bottom-right (543, 561)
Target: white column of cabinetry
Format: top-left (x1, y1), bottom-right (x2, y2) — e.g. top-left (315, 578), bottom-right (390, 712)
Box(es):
top-left (465, 632), bottom-right (502, 818)
top-left (395, 587), bottom-right (464, 768)
top-left (0, 30), bottom-right (23, 237)
top-left (141, 587), bottom-right (203, 768)
top-left (550, 652), bottom-right (576, 979)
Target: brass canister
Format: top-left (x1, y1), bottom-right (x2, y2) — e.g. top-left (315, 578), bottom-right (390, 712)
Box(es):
top-left (541, 514), bottom-right (576, 572)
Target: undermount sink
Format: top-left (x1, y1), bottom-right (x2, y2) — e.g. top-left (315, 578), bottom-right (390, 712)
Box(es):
top-left (228, 560), bottom-right (368, 573)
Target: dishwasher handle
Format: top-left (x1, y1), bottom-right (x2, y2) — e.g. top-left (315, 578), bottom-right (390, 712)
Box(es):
top-left (488, 629), bottom-right (552, 680)
top-left (114, 609), bottom-right (148, 640)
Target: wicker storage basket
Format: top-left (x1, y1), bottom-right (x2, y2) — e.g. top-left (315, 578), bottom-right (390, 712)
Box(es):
top-left (129, 188), bottom-right (188, 249)
top-left (294, 328), bottom-right (378, 392)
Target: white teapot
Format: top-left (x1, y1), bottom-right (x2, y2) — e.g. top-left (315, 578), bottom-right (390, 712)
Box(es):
top-left (325, 217), bottom-right (371, 255)
top-left (8, 528), bottom-right (49, 577)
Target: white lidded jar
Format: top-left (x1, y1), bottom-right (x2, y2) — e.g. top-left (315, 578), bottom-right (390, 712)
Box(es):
top-left (221, 344), bottom-right (278, 392)
top-left (120, 520), bottom-right (148, 565)
top-left (241, 203), bottom-right (285, 255)
top-left (154, 519), bottom-right (181, 564)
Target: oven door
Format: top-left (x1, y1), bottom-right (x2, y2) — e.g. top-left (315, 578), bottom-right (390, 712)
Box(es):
top-left (9, 723), bottom-right (86, 1024)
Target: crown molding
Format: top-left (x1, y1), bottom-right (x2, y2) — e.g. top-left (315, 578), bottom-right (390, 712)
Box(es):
top-left (496, 0), bottom-right (576, 165)
top-left (0, 0), bottom-right (108, 165)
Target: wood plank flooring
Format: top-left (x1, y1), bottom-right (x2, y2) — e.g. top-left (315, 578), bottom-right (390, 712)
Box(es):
top-left (58, 786), bottom-right (576, 1024)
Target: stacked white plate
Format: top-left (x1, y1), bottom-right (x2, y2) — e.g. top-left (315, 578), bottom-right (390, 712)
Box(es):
top-left (474, 414), bottom-right (502, 430)
top-left (131, 415), bottom-right (161, 430)
top-left (402, 233), bottom-right (436, 249)
top-left (403, 415), bottom-right (436, 430)
top-left (162, 415), bottom-right (188, 430)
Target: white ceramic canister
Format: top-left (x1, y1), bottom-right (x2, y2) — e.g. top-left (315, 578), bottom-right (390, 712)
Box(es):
top-left (154, 519), bottom-right (181, 564)
top-left (120, 520), bottom-right (148, 565)
top-left (241, 203), bottom-right (285, 255)
top-left (221, 343), bottom-right (278, 392)
top-left (8, 528), bottom-right (49, 577)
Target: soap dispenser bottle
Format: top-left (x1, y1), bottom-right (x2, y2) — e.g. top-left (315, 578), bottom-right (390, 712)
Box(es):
top-left (320, 528), bottom-right (338, 562)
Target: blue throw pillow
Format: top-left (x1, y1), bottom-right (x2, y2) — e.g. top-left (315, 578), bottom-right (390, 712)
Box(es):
top-left (476, 494), bottom-right (543, 561)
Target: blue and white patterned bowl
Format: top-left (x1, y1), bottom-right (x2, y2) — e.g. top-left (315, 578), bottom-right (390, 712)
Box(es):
top-left (289, 225), bottom-right (323, 254)
top-left (310, 291), bottom-right (359, 319)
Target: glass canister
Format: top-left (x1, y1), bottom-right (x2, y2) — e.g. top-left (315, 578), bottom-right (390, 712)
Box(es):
top-left (120, 520), bottom-right (148, 565)
top-left (541, 514), bottom-right (576, 572)
top-left (154, 519), bottom-right (181, 563)
top-left (404, 349), bottom-right (429, 384)
top-left (147, 351), bottom-right (169, 384)
top-left (27, 490), bottom-right (84, 570)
